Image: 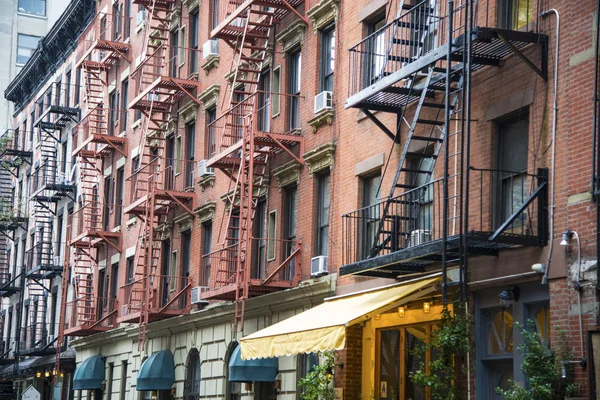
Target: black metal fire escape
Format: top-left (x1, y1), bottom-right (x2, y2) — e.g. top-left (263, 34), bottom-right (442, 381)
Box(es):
top-left (341, 0), bottom-right (549, 302)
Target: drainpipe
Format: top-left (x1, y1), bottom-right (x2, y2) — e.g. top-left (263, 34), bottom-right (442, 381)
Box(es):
top-left (540, 9), bottom-right (560, 285)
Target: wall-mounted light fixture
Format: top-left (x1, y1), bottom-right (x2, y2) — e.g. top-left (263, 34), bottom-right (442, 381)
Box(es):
top-left (397, 306), bottom-right (405, 318)
top-left (44, 371), bottom-right (50, 378)
top-left (560, 229), bottom-right (574, 246)
top-left (498, 286), bottom-right (520, 308)
top-left (35, 371), bottom-right (41, 378)
top-left (423, 301), bottom-right (431, 314)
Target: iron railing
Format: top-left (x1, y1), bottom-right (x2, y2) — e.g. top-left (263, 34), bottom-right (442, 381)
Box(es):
top-left (120, 275), bottom-right (191, 318)
top-left (342, 168), bottom-right (548, 265)
top-left (70, 203), bottom-right (123, 237)
top-left (64, 296), bottom-right (118, 332)
top-left (347, 0), bottom-right (469, 98)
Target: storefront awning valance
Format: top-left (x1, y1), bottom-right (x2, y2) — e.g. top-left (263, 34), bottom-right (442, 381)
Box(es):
top-left (73, 355), bottom-right (105, 390)
top-left (137, 350), bottom-right (175, 391)
top-left (228, 345), bottom-right (278, 382)
top-left (240, 276), bottom-right (440, 360)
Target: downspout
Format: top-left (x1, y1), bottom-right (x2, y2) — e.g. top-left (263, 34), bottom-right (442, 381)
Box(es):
top-left (595, 0), bottom-right (600, 321)
top-left (540, 9), bottom-right (560, 285)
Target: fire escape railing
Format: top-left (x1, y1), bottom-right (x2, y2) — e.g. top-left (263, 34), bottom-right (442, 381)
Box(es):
top-left (342, 168), bottom-right (548, 265)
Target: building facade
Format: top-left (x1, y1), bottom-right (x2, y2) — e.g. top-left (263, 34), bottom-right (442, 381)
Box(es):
top-left (2, 0), bottom-right (600, 399)
top-left (0, 0), bottom-right (71, 133)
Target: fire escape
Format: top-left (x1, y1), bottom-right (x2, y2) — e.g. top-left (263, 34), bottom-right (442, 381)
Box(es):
top-left (199, 0), bottom-right (306, 331)
top-left (24, 83), bottom-right (78, 357)
top-left (340, 0), bottom-right (549, 301)
top-left (122, 0), bottom-right (198, 351)
top-left (0, 131), bottom-right (30, 298)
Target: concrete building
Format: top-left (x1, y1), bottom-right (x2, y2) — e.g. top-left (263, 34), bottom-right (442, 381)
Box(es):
top-left (1, 0), bottom-right (600, 399)
top-left (0, 0), bottom-right (71, 133)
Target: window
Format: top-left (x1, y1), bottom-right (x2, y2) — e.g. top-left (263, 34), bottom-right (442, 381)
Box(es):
top-left (499, 0), bottom-right (533, 30)
top-left (360, 173), bottom-right (381, 258)
top-left (210, 0), bottom-right (219, 30)
top-left (121, 79), bottom-right (128, 132)
top-left (75, 68), bottom-right (82, 105)
top-left (160, 240), bottom-right (171, 306)
top-left (482, 308), bottom-right (514, 399)
top-left (185, 121), bottom-right (195, 187)
top-left (364, 15), bottom-right (386, 86)
top-left (130, 156), bottom-right (140, 201)
top-left (120, 361), bottom-right (128, 400)
top-left (287, 50), bottom-right (301, 130)
top-left (189, 11), bottom-right (199, 74)
top-left (251, 200), bottom-right (266, 279)
top-left (110, 262), bottom-right (119, 299)
top-left (315, 173), bottom-right (330, 256)
top-left (297, 354), bottom-right (319, 400)
top-left (109, 91), bottom-right (119, 135)
top-left (258, 69), bottom-right (271, 132)
top-left (56, 214), bottom-right (64, 259)
top-left (65, 71), bottom-right (72, 107)
top-left (113, 2), bottom-right (123, 39)
top-left (206, 107), bottom-right (217, 158)
top-left (115, 167), bottom-right (124, 225)
top-left (18, 0), bottom-right (45, 16)
top-left (272, 67), bottom-right (281, 117)
top-left (50, 292), bottom-right (57, 336)
top-left (17, 34), bottom-right (41, 65)
top-left (320, 25), bottom-right (335, 92)
top-left (495, 113), bottom-right (529, 230)
top-left (125, 0), bottom-right (132, 37)
top-left (170, 251), bottom-right (178, 291)
top-left (267, 210), bottom-right (276, 260)
top-left (408, 153), bottom-right (434, 233)
top-left (282, 185), bottom-right (297, 280)
top-left (201, 221), bottom-right (212, 286)
top-left (176, 136), bottom-right (182, 174)
top-left (126, 257), bottom-right (134, 284)
top-left (170, 29), bottom-right (179, 78)
top-left (184, 349), bottom-right (201, 400)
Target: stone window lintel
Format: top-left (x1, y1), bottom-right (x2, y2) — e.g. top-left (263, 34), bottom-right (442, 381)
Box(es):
top-left (302, 142), bottom-right (336, 177)
top-left (307, 0), bottom-right (339, 35)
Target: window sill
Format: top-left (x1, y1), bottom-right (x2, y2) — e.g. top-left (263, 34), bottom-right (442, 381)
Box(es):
top-left (17, 12), bottom-right (47, 20)
top-left (131, 119), bottom-right (142, 129)
top-left (308, 108), bottom-right (335, 133)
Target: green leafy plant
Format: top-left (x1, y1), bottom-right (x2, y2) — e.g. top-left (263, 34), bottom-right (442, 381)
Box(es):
top-left (496, 321), bottom-right (581, 400)
top-left (409, 304), bottom-right (471, 400)
top-left (298, 351), bottom-right (335, 400)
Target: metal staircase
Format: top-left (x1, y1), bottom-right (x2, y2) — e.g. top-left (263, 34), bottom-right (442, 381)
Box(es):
top-left (201, 0), bottom-right (306, 332)
top-left (123, 0), bottom-right (198, 353)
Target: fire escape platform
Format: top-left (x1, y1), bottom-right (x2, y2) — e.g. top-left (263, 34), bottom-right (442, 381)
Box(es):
top-left (132, 0), bottom-right (174, 10)
top-left (73, 134), bottom-right (128, 158)
top-left (26, 265), bottom-right (63, 279)
top-left (117, 308), bottom-right (186, 324)
top-left (78, 38), bottom-right (131, 67)
top-left (0, 283), bottom-right (21, 297)
top-left (201, 280), bottom-right (295, 302)
top-left (340, 231), bottom-right (545, 279)
top-left (0, 216), bottom-right (28, 231)
top-left (32, 184), bottom-right (76, 201)
top-left (211, 0), bottom-right (304, 40)
top-left (69, 230), bottom-right (122, 248)
top-left (123, 191), bottom-right (195, 215)
top-left (128, 77), bottom-right (200, 113)
top-left (64, 325), bottom-right (113, 337)
top-left (0, 148), bottom-right (33, 160)
top-left (207, 131), bottom-right (303, 170)
top-left (33, 105), bottom-right (80, 130)
top-left (345, 27), bottom-right (547, 112)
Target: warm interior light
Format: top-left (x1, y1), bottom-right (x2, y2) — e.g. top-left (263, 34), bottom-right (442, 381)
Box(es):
top-left (397, 306), bottom-right (405, 318)
top-left (44, 371), bottom-right (50, 378)
top-left (35, 372), bottom-right (42, 378)
top-left (423, 301), bottom-right (431, 314)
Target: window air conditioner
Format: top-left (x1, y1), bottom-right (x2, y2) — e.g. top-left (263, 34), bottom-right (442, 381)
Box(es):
top-left (54, 256), bottom-right (60, 266)
top-left (197, 160), bottom-right (214, 178)
top-left (314, 91), bottom-right (333, 114)
top-left (310, 256), bottom-right (328, 277)
top-left (407, 229), bottom-right (431, 248)
top-left (202, 40), bottom-right (219, 59)
top-left (190, 286), bottom-right (209, 305)
top-left (136, 10), bottom-right (146, 25)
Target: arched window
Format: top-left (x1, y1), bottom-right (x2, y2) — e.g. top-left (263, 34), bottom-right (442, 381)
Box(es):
top-left (225, 342), bottom-right (241, 400)
top-left (184, 349), bottom-right (201, 400)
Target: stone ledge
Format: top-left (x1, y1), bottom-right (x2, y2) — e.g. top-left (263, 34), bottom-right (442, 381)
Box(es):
top-left (201, 54), bottom-right (219, 75)
top-left (195, 201), bottom-right (217, 225)
top-left (307, 108), bottom-right (335, 132)
top-left (276, 19), bottom-right (306, 54)
top-left (303, 142), bottom-right (336, 177)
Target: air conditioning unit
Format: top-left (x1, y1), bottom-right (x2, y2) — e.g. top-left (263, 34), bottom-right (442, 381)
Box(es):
top-left (314, 91), bottom-right (333, 114)
top-left (136, 9), bottom-right (146, 25)
top-left (310, 256), bottom-right (328, 277)
top-left (202, 40), bottom-right (219, 59)
top-left (54, 256), bottom-right (60, 266)
top-left (190, 286), bottom-right (209, 305)
top-left (407, 229), bottom-right (431, 248)
top-left (197, 160), bottom-right (214, 178)
top-left (121, 304), bottom-right (129, 316)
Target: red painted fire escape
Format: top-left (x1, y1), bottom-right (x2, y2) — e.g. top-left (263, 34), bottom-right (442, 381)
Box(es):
top-left (122, 0), bottom-right (199, 352)
top-left (200, 0), bottom-right (306, 331)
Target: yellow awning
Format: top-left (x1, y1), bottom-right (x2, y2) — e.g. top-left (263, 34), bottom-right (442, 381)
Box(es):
top-left (240, 276), bottom-right (440, 359)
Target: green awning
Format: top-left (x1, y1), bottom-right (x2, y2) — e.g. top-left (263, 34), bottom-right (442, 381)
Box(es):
top-left (73, 355), bottom-right (105, 390)
top-left (137, 350), bottom-right (175, 391)
top-left (228, 346), bottom-right (278, 382)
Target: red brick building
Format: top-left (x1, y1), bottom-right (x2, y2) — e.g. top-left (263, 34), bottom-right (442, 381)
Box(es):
top-left (1, 0), bottom-right (599, 398)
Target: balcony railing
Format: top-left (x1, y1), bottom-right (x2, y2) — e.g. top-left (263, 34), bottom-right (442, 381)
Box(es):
top-left (79, 12), bottom-right (133, 52)
top-left (70, 202), bottom-right (123, 238)
top-left (201, 238), bottom-right (301, 292)
top-left (129, 158), bottom-right (196, 202)
top-left (31, 161), bottom-right (76, 195)
top-left (26, 242), bottom-right (62, 275)
top-left (120, 275), bottom-right (191, 318)
top-left (33, 82), bottom-right (81, 130)
top-left (342, 168), bottom-right (548, 265)
top-left (0, 130), bottom-right (33, 159)
top-left (64, 296), bottom-right (118, 333)
top-left (347, 0), bottom-right (468, 98)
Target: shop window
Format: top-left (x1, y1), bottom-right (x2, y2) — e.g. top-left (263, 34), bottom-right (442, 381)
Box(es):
top-left (184, 349), bottom-right (201, 400)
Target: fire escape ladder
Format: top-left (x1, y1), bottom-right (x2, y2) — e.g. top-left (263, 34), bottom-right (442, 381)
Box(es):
top-left (25, 279), bottom-right (48, 351)
top-left (54, 226), bottom-right (71, 377)
top-left (0, 167), bottom-right (14, 288)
